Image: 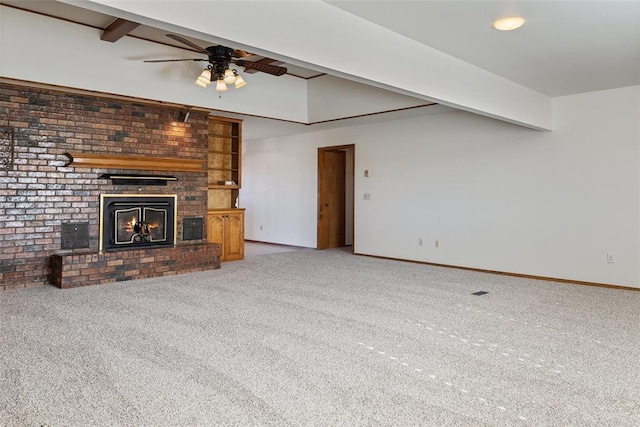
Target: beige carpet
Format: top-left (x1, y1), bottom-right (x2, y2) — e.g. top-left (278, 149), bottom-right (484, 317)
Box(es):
top-left (244, 241), bottom-right (311, 256)
top-left (1, 248), bottom-right (639, 426)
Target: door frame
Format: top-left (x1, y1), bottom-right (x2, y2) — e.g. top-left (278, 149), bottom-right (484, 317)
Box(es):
top-left (317, 144), bottom-right (355, 251)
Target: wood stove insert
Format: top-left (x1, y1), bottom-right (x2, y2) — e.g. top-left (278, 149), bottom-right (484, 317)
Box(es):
top-left (100, 194), bottom-right (177, 251)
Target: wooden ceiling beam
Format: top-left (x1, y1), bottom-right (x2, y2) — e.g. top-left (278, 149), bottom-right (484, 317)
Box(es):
top-left (101, 18), bottom-right (140, 42)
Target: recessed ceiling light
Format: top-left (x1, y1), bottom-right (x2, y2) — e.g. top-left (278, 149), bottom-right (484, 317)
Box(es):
top-left (493, 16), bottom-right (525, 31)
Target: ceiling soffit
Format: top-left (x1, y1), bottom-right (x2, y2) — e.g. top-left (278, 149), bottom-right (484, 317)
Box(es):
top-left (58, 0), bottom-right (554, 130)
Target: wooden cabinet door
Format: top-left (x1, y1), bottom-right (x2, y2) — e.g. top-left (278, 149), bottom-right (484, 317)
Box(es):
top-left (207, 210), bottom-right (244, 261)
top-left (207, 213), bottom-right (225, 253)
top-left (224, 211), bottom-right (244, 261)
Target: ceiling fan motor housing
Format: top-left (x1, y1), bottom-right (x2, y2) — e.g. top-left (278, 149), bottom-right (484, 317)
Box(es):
top-left (206, 45), bottom-right (235, 79)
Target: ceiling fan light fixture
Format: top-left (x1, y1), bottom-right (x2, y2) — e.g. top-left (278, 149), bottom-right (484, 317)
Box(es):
top-left (223, 69), bottom-right (237, 84)
top-left (215, 80), bottom-right (228, 92)
top-left (196, 69), bottom-right (212, 87)
top-left (493, 16), bottom-right (525, 31)
top-left (147, 35), bottom-right (288, 95)
top-left (234, 74), bottom-right (247, 89)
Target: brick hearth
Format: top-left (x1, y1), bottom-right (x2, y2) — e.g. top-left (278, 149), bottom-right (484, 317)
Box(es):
top-left (51, 243), bottom-right (220, 289)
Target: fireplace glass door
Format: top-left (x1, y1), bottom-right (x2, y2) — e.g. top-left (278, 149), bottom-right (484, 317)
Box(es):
top-left (100, 195), bottom-right (176, 250)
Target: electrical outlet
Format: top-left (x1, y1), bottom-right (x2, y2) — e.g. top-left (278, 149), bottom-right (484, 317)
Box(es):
top-left (364, 169), bottom-right (369, 177)
top-left (607, 252), bottom-right (616, 263)
top-left (260, 225), bottom-right (263, 231)
top-left (435, 240), bottom-right (440, 248)
top-left (418, 238), bottom-right (423, 246)
top-left (363, 193), bottom-right (371, 200)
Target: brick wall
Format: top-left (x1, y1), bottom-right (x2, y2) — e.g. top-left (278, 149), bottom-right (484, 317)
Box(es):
top-left (0, 82), bottom-right (209, 290)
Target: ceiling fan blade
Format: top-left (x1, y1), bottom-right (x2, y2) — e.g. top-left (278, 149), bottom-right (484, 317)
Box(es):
top-left (166, 34), bottom-right (209, 54)
top-left (143, 58), bottom-right (208, 63)
top-left (233, 49), bottom-right (254, 58)
top-left (234, 60), bottom-right (287, 76)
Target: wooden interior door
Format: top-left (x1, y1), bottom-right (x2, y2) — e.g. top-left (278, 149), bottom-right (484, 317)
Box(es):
top-left (318, 149), bottom-right (346, 249)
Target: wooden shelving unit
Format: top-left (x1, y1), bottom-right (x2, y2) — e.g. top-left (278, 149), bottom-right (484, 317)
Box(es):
top-left (207, 116), bottom-right (242, 209)
top-left (207, 116), bottom-right (244, 260)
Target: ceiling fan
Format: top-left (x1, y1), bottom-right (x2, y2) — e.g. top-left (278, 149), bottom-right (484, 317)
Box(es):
top-left (144, 34), bottom-right (287, 91)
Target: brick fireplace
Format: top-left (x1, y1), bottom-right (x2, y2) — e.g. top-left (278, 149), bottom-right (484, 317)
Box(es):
top-left (0, 81), bottom-right (220, 290)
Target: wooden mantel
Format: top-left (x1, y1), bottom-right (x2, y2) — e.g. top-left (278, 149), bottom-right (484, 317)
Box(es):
top-left (65, 152), bottom-right (205, 173)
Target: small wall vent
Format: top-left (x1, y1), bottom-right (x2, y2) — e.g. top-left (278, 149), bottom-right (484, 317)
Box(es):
top-left (61, 222), bottom-right (90, 249)
top-left (183, 217), bottom-right (204, 241)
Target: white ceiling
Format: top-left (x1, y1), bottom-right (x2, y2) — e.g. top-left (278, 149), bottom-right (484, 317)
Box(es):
top-left (328, 0), bottom-right (640, 97)
top-left (2, 0), bottom-right (638, 138)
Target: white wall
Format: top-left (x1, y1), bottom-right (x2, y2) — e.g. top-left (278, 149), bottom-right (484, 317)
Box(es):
top-left (242, 132), bottom-right (327, 248)
top-left (243, 86), bottom-right (640, 288)
top-left (307, 75), bottom-right (428, 123)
